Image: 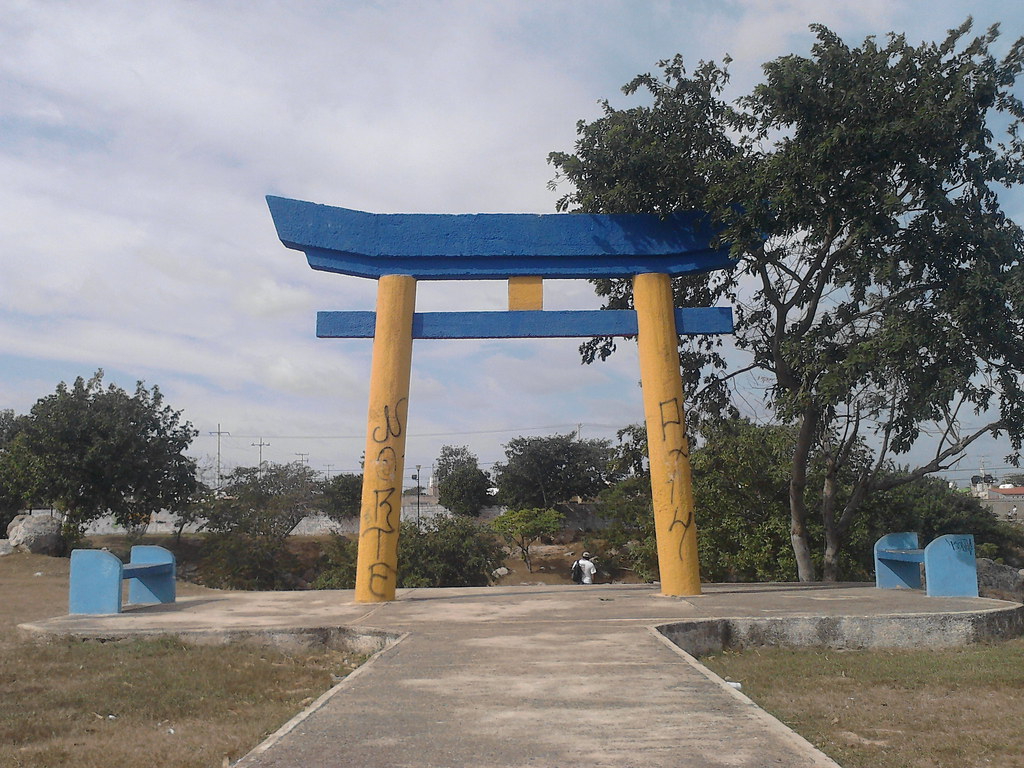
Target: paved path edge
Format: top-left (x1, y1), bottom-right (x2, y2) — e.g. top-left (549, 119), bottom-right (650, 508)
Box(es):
top-left (233, 632), bottom-right (410, 767)
top-left (648, 626), bottom-right (843, 768)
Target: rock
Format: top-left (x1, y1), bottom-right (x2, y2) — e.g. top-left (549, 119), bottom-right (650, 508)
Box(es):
top-left (6, 514), bottom-right (63, 556)
top-left (976, 557), bottom-right (1024, 603)
top-left (491, 566), bottom-right (510, 578)
top-left (0, 539), bottom-right (13, 557)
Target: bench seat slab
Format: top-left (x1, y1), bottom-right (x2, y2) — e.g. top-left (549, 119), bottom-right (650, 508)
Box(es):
top-left (877, 548), bottom-right (925, 563)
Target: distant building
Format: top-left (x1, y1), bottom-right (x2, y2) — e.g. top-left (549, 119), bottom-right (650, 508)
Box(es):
top-left (970, 473), bottom-right (997, 498)
top-left (981, 485), bottom-right (1024, 521)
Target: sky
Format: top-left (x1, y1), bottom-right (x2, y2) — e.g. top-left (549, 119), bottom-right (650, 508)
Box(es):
top-left (2, 0), bottom-right (1022, 489)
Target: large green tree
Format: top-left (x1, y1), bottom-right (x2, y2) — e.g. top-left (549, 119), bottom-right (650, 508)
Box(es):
top-left (492, 433), bottom-right (621, 509)
top-left (0, 433), bottom-right (41, 531)
top-left (0, 410), bottom-right (32, 528)
top-left (0, 409), bottom-right (21, 448)
top-left (434, 445), bottom-right (477, 484)
top-left (21, 371), bottom-right (198, 539)
top-left (549, 20), bottom-right (1024, 581)
top-left (434, 445), bottom-right (491, 517)
top-left (600, 420), bottom-right (802, 582)
top-left (205, 462), bottom-right (323, 541)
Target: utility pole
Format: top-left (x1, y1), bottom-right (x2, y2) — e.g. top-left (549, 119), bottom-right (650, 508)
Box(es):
top-left (415, 464), bottom-right (422, 528)
top-left (252, 438), bottom-right (270, 478)
top-left (209, 424), bottom-right (230, 488)
top-left (295, 452), bottom-right (309, 466)
top-left (323, 463), bottom-right (335, 479)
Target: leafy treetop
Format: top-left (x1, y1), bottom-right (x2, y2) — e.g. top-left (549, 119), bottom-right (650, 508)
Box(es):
top-left (492, 432), bottom-right (621, 510)
top-left (549, 19), bottom-right (1024, 581)
top-left (21, 370), bottom-right (198, 538)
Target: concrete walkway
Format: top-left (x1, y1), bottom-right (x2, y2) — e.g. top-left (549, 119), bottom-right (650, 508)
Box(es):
top-left (22, 583), bottom-right (1024, 768)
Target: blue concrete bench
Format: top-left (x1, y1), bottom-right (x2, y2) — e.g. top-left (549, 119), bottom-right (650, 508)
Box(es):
top-left (874, 532), bottom-right (978, 597)
top-left (69, 545), bottom-right (176, 615)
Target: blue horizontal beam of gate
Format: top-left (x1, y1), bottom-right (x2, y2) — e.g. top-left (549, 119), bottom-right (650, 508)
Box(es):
top-left (267, 196), bottom-right (733, 280)
top-left (316, 308), bottom-right (733, 339)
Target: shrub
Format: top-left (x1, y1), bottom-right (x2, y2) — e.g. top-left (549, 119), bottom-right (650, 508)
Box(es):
top-left (199, 533), bottom-right (300, 590)
top-left (491, 507), bottom-right (564, 572)
top-left (398, 517), bottom-right (504, 587)
top-left (313, 535), bottom-right (359, 589)
top-left (313, 517), bottom-right (505, 589)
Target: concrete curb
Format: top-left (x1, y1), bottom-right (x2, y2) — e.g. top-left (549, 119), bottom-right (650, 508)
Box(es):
top-left (232, 633), bottom-right (409, 768)
top-left (649, 627), bottom-right (843, 768)
top-left (657, 602), bottom-right (1024, 655)
top-left (18, 623), bottom-right (402, 656)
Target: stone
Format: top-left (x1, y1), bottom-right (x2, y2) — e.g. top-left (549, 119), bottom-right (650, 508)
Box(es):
top-left (976, 557), bottom-right (1024, 603)
top-left (0, 539), bottom-right (13, 557)
top-left (7, 514), bottom-right (63, 556)
top-left (492, 566), bottom-right (510, 578)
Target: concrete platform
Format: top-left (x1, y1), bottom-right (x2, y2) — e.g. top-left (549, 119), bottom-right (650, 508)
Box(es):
top-left (21, 583), bottom-right (1024, 767)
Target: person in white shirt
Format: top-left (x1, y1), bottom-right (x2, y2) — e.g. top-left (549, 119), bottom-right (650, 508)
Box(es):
top-left (574, 552), bottom-right (597, 584)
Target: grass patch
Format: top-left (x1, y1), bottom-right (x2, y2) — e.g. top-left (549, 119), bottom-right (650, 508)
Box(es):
top-left (0, 553), bottom-right (361, 768)
top-left (702, 641), bottom-right (1024, 768)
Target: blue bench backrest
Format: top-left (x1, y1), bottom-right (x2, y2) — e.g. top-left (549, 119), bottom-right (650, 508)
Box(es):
top-left (874, 532), bottom-right (977, 597)
top-left (924, 534), bottom-right (977, 597)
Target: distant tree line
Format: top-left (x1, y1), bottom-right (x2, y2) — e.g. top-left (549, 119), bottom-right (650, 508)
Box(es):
top-left (4, 371), bottom-right (1019, 589)
top-left (598, 419), bottom-right (1024, 583)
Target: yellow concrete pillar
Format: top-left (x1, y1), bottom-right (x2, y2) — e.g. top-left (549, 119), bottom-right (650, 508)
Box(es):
top-left (508, 276), bottom-right (543, 310)
top-left (634, 272), bottom-right (701, 596)
top-left (355, 274), bottom-right (417, 602)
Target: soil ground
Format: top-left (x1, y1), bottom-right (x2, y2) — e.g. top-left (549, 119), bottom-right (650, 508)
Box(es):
top-left (0, 552), bottom-right (361, 768)
top-left (493, 542), bottom-right (644, 586)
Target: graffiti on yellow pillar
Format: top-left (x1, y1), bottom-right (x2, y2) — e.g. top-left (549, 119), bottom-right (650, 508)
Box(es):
top-left (635, 272), bottom-right (701, 596)
top-left (355, 275), bottom-right (415, 602)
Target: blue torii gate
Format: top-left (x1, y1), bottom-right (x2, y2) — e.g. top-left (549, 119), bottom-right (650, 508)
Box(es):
top-left (268, 195), bottom-right (734, 602)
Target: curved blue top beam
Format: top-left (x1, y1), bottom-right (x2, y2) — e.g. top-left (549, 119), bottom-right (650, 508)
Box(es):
top-left (267, 195), bottom-right (733, 280)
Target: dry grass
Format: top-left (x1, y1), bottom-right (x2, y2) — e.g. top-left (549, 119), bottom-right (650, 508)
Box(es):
top-left (0, 553), bottom-right (360, 768)
top-left (703, 641), bottom-right (1024, 768)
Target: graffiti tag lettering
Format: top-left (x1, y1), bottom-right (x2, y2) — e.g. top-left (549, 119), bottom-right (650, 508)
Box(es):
top-left (372, 397), bottom-right (407, 443)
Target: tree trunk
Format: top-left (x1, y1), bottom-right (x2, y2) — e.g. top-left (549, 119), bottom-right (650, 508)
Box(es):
top-left (790, 512), bottom-right (816, 582)
top-left (820, 459), bottom-right (840, 582)
top-left (822, 530), bottom-right (842, 582)
top-left (789, 410), bottom-right (819, 582)
top-left (824, 473), bottom-right (874, 582)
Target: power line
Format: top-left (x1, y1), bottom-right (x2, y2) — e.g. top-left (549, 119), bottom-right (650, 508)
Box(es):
top-left (202, 422), bottom-right (627, 441)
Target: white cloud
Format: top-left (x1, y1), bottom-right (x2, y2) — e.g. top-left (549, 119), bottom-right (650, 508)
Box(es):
top-left (1, 0), bottom-right (1021, 478)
